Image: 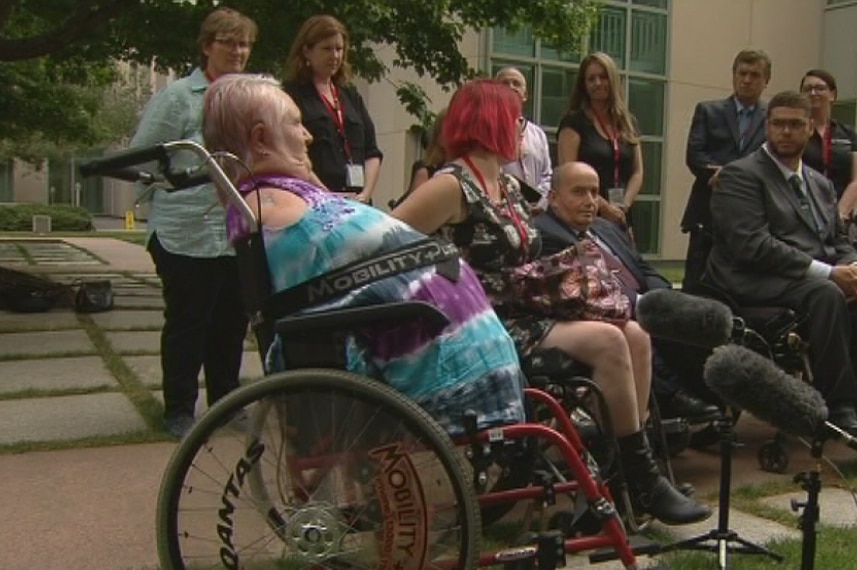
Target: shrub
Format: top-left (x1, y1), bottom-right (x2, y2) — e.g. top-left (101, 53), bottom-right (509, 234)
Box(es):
top-left (0, 203), bottom-right (93, 231)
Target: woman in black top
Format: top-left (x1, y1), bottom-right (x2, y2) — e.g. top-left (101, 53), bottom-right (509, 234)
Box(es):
top-left (556, 52), bottom-right (643, 229)
top-left (283, 15), bottom-right (383, 203)
top-left (799, 69), bottom-right (857, 218)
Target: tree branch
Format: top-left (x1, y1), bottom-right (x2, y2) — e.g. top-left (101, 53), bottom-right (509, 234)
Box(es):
top-left (0, 0), bottom-right (19, 32)
top-left (0, 0), bottom-right (140, 62)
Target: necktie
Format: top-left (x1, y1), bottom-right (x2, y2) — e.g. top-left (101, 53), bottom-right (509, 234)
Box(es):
top-left (738, 107), bottom-right (753, 150)
top-left (788, 174), bottom-right (820, 233)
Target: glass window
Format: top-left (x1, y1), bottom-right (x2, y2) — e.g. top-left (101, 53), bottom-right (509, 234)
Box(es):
top-left (0, 160), bottom-right (11, 202)
top-left (631, 200), bottom-right (660, 254)
top-left (640, 141), bottom-right (662, 196)
top-left (833, 100), bottom-right (856, 128)
top-left (492, 61), bottom-right (535, 118)
top-left (492, 26), bottom-right (536, 58)
top-left (589, 7), bottom-right (626, 67)
top-left (540, 67), bottom-right (577, 129)
top-left (630, 11), bottom-right (667, 74)
top-left (633, 0), bottom-right (668, 8)
top-left (628, 77), bottom-right (664, 137)
top-left (542, 42), bottom-right (582, 64)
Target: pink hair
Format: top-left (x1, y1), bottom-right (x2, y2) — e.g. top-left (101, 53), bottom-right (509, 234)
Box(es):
top-left (442, 79), bottom-right (521, 162)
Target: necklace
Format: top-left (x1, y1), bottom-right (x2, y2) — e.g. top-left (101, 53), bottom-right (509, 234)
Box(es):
top-left (460, 155), bottom-right (529, 251)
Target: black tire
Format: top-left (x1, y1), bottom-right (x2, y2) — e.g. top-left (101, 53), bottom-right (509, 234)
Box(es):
top-left (156, 369), bottom-right (480, 569)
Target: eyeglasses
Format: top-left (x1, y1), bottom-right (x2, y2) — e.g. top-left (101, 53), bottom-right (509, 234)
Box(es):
top-left (801, 84), bottom-right (829, 94)
top-left (213, 38), bottom-right (253, 51)
top-left (769, 118), bottom-right (808, 131)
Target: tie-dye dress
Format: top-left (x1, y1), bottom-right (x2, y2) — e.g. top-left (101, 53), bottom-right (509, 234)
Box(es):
top-left (229, 175), bottom-right (525, 435)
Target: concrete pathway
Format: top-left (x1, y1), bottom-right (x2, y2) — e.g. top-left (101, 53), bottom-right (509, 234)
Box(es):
top-left (0, 235), bottom-right (855, 570)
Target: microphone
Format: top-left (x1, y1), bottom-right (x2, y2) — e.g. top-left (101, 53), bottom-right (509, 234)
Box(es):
top-left (636, 289), bottom-right (734, 349)
top-left (704, 345), bottom-right (857, 451)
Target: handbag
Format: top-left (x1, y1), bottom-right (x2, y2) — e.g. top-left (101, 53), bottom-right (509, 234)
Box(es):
top-left (506, 238), bottom-right (631, 323)
top-left (74, 280), bottom-right (114, 313)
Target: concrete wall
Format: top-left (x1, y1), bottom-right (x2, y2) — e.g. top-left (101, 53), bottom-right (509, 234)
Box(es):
top-left (12, 160), bottom-right (48, 204)
top-left (663, 0), bottom-right (824, 259)
top-left (822, 2), bottom-right (857, 101)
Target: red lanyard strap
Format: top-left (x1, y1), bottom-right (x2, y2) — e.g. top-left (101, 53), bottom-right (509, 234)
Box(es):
top-left (823, 124), bottom-right (832, 178)
top-left (317, 84), bottom-right (352, 161)
top-left (461, 156), bottom-right (529, 251)
top-left (593, 111), bottom-right (620, 187)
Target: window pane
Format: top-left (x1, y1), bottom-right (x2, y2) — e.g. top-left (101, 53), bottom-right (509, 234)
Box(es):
top-left (640, 141), bottom-right (662, 196)
top-left (492, 26), bottom-right (536, 58)
top-left (540, 67), bottom-right (577, 129)
top-left (631, 199), bottom-right (660, 254)
top-left (492, 61), bottom-right (535, 118)
top-left (589, 7), bottom-right (626, 67)
top-left (630, 11), bottom-right (667, 74)
top-left (633, 0), bottom-right (668, 8)
top-left (833, 100), bottom-right (856, 128)
top-left (542, 41), bottom-right (582, 63)
top-left (628, 77), bottom-right (664, 136)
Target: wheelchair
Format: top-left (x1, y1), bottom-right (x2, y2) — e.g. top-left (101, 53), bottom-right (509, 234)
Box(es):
top-left (679, 280), bottom-right (811, 473)
top-left (81, 140), bottom-right (654, 570)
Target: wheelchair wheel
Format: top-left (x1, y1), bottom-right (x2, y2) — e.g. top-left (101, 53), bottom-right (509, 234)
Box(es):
top-left (156, 369), bottom-right (480, 570)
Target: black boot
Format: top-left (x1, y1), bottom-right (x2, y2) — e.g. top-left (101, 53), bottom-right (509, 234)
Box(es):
top-left (617, 430), bottom-right (712, 525)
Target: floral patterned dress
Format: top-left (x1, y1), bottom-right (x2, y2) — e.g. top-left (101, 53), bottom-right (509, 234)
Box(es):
top-left (436, 163), bottom-right (553, 358)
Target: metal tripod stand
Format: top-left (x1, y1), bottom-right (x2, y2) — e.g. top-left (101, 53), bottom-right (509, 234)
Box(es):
top-left (661, 409), bottom-right (784, 569)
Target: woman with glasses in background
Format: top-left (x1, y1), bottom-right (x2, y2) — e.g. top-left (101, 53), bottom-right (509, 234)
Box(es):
top-left (799, 69), bottom-right (857, 221)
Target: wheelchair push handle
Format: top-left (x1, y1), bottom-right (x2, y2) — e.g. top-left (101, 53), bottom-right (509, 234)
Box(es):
top-left (77, 140), bottom-right (257, 227)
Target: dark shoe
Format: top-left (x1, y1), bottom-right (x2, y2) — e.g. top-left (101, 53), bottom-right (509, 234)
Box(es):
top-left (660, 390), bottom-right (720, 424)
top-left (829, 404), bottom-right (857, 436)
top-left (634, 476), bottom-right (712, 525)
top-left (618, 431), bottom-right (712, 525)
top-left (164, 414), bottom-right (195, 439)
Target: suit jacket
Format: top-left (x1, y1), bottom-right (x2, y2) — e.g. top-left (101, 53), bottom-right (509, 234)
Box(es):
top-left (681, 95), bottom-right (767, 231)
top-left (534, 210), bottom-right (671, 294)
top-left (705, 148), bottom-right (857, 301)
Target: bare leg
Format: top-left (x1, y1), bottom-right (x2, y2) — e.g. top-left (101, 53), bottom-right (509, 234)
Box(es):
top-left (620, 320), bottom-right (652, 422)
top-left (539, 320), bottom-right (640, 437)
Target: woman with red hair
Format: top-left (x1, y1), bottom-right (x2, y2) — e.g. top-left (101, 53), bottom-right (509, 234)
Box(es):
top-left (393, 79), bottom-right (710, 526)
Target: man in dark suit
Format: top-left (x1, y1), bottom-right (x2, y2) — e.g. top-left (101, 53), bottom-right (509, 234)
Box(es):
top-left (681, 49), bottom-right (771, 293)
top-left (706, 90), bottom-right (857, 434)
top-left (536, 162), bottom-right (719, 422)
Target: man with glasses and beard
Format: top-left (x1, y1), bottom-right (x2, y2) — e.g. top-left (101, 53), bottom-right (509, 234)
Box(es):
top-left (705, 91), bottom-right (857, 435)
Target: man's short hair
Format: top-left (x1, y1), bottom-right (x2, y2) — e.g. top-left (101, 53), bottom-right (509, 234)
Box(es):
top-left (732, 48), bottom-right (772, 80)
top-left (766, 90), bottom-right (811, 118)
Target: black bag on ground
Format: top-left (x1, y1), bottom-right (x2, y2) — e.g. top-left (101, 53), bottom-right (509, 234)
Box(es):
top-left (0, 267), bottom-right (70, 313)
top-left (74, 280), bottom-right (113, 313)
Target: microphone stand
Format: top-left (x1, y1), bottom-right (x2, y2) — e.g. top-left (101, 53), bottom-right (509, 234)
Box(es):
top-left (791, 437), bottom-right (822, 570)
top-left (661, 407), bottom-right (784, 569)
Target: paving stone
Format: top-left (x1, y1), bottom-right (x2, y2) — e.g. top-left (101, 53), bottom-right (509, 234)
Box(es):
top-left (90, 310), bottom-right (164, 330)
top-left (761, 488), bottom-right (857, 528)
top-left (0, 310), bottom-right (80, 332)
top-left (152, 389), bottom-right (208, 417)
top-left (114, 295), bottom-right (164, 309)
top-left (126, 352), bottom-right (264, 387)
top-left (0, 393), bottom-right (147, 444)
top-left (0, 356), bottom-right (116, 393)
top-left (0, 330), bottom-right (95, 357)
top-left (108, 330), bottom-right (161, 354)
top-left (653, 506), bottom-right (800, 548)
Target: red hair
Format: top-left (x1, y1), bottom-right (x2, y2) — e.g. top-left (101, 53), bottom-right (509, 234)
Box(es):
top-left (442, 79), bottom-right (522, 162)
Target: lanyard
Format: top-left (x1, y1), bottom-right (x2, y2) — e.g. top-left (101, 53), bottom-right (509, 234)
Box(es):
top-left (823, 123), bottom-right (832, 178)
top-left (593, 110), bottom-right (620, 187)
top-left (461, 156), bottom-right (529, 250)
top-left (317, 84), bottom-right (352, 161)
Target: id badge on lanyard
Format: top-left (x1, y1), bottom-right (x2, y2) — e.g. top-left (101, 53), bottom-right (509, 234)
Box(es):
top-left (319, 85), bottom-right (364, 189)
top-left (595, 112), bottom-right (624, 205)
top-left (346, 163), bottom-right (365, 188)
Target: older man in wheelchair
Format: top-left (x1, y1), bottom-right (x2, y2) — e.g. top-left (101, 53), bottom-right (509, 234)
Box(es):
top-left (83, 74), bottom-right (720, 570)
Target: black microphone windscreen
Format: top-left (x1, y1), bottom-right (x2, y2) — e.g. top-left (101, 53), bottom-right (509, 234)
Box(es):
top-left (703, 345), bottom-right (828, 438)
top-left (636, 289), bottom-right (733, 349)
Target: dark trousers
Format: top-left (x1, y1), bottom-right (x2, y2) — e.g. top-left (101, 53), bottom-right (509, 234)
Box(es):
top-left (682, 229), bottom-right (712, 294)
top-left (148, 235), bottom-right (248, 419)
top-left (776, 278), bottom-right (857, 405)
